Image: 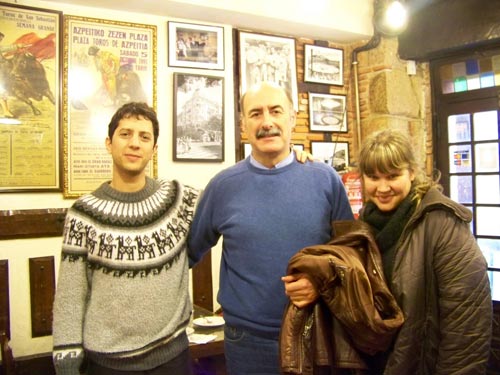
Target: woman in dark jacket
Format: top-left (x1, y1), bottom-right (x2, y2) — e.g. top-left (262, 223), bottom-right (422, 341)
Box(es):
top-left (285, 130), bottom-right (492, 374)
top-left (357, 130), bottom-right (491, 374)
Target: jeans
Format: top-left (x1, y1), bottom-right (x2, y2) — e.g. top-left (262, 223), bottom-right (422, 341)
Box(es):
top-left (86, 349), bottom-right (193, 375)
top-left (224, 324), bottom-right (280, 375)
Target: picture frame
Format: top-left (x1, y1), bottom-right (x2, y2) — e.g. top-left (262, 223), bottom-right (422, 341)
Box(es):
top-left (168, 21), bottom-right (224, 70)
top-left (173, 73), bottom-right (224, 162)
top-left (0, 2), bottom-right (62, 192)
top-left (311, 141), bottom-right (349, 172)
top-left (63, 15), bottom-right (157, 198)
top-left (309, 93), bottom-right (347, 132)
top-left (242, 142), bottom-right (252, 158)
top-left (238, 31), bottom-right (298, 110)
top-left (304, 44), bottom-right (344, 86)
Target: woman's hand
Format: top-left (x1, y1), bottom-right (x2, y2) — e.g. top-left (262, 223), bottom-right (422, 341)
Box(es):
top-left (282, 274), bottom-right (319, 308)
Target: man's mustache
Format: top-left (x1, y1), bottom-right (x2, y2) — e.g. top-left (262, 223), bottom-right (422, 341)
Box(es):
top-left (256, 128), bottom-right (281, 139)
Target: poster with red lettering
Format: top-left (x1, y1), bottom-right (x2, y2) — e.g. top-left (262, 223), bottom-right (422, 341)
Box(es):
top-left (63, 15), bottom-right (157, 198)
top-left (0, 2), bottom-right (62, 192)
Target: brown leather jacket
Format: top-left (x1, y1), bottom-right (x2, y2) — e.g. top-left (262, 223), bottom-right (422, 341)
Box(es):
top-left (280, 221), bottom-right (404, 375)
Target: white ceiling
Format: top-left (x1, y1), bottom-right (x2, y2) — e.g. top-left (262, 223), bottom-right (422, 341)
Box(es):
top-left (44, 0), bottom-right (375, 42)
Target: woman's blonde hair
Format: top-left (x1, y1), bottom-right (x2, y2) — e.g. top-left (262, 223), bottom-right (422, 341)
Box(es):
top-left (357, 130), bottom-right (441, 204)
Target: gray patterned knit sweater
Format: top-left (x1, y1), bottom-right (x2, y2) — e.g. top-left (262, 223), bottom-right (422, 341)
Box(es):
top-left (52, 177), bottom-right (200, 375)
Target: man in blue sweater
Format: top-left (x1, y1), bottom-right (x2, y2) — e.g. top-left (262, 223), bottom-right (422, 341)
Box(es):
top-left (188, 81), bottom-right (354, 375)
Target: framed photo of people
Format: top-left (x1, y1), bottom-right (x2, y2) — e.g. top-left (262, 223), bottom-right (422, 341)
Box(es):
top-left (63, 15), bottom-right (157, 198)
top-left (0, 2), bottom-right (62, 192)
top-left (173, 72), bottom-right (224, 162)
top-left (309, 93), bottom-right (347, 133)
top-left (311, 141), bottom-right (349, 172)
top-left (304, 44), bottom-right (343, 86)
top-left (168, 21), bottom-right (224, 70)
top-left (238, 31), bottom-right (298, 110)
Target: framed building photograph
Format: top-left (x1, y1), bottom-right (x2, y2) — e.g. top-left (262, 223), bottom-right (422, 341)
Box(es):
top-left (311, 141), bottom-right (349, 172)
top-left (173, 73), bottom-right (224, 162)
top-left (309, 93), bottom-right (347, 132)
top-left (168, 21), bottom-right (224, 70)
top-left (238, 31), bottom-right (298, 110)
top-left (63, 15), bottom-right (157, 198)
top-left (304, 44), bottom-right (343, 86)
top-left (0, 2), bottom-right (62, 192)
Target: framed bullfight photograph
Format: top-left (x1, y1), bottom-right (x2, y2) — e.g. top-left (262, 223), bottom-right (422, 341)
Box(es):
top-left (304, 44), bottom-right (343, 86)
top-left (168, 21), bottom-right (224, 70)
top-left (309, 93), bottom-right (347, 133)
top-left (173, 73), bottom-right (224, 162)
top-left (63, 15), bottom-right (157, 198)
top-left (238, 31), bottom-right (298, 110)
top-left (0, 2), bottom-right (62, 192)
top-left (311, 141), bottom-right (349, 172)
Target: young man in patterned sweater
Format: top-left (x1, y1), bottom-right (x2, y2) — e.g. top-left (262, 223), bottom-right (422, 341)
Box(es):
top-left (52, 102), bottom-right (200, 375)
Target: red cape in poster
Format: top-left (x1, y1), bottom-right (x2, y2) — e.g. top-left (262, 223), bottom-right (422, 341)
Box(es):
top-left (13, 32), bottom-right (56, 60)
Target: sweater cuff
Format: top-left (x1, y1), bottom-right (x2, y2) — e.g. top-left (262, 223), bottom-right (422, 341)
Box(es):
top-left (53, 346), bottom-right (84, 375)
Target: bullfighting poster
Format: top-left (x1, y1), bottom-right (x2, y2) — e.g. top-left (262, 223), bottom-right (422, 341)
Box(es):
top-left (63, 15), bottom-right (157, 198)
top-left (0, 2), bottom-right (62, 192)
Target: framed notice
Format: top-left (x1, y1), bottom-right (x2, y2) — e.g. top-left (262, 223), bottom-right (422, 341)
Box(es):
top-left (63, 15), bottom-right (157, 198)
top-left (173, 73), bottom-right (224, 162)
top-left (168, 21), bottom-right (224, 70)
top-left (0, 2), bottom-right (62, 192)
top-left (238, 31), bottom-right (298, 110)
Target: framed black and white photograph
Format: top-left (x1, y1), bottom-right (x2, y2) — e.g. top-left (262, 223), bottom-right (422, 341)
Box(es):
top-left (173, 73), bottom-right (224, 162)
top-left (309, 93), bottom-right (347, 132)
top-left (238, 31), bottom-right (298, 110)
top-left (304, 44), bottom-right (343, 86)
top-left (311, 141), bottom-right (349, 172)
top-left (168, 21), bottom-right (224, 70)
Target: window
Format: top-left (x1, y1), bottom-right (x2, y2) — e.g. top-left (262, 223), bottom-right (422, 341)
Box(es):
top-left (432, 49), bottom-right (500, 300)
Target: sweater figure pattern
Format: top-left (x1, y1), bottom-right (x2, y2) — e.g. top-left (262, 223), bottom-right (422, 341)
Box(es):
top-left (52, 177), bottom-right (200, 375)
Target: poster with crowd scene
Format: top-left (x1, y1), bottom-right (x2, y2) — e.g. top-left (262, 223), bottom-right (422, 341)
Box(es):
top-left (0, 2), bottom-right (62, 192)
top-left (63, 15), bottom-right (157, 198)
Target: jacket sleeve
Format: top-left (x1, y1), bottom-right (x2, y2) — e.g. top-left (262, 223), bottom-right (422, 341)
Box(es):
top-left (431, 210), bottom-right (492, 374)
top-left (52, 212), bottom-right (89, 375)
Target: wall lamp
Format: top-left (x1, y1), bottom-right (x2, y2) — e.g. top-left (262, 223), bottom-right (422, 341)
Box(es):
top-left (351, 0), bottom-right (409, 148)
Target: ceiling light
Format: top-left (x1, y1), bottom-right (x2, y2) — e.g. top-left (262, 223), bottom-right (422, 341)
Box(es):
top-left (374, 0), bottom-right (408, 37)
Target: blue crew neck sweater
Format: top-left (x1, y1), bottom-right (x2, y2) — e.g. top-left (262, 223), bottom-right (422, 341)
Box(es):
top-left (188, 158), bottom-right (353, 337)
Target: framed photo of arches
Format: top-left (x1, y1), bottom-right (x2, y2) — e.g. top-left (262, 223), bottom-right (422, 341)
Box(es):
top-left (309, 92), bottom-right (347, 132)
top-left (304, 44), bottom-right (344, 86)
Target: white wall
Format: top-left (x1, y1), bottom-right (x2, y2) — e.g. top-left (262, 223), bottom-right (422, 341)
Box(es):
top-left (0, 0), bottom-right (232, 357)
top-left (0, 0), bottom-right (374, 358)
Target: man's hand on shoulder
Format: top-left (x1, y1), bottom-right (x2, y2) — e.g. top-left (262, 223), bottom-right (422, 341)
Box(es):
top-left (294, 148), bottom-right (315, 164)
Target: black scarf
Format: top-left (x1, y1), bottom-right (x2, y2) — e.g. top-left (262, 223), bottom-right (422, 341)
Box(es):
top-left (362, 192), bottom-right (417, 281)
